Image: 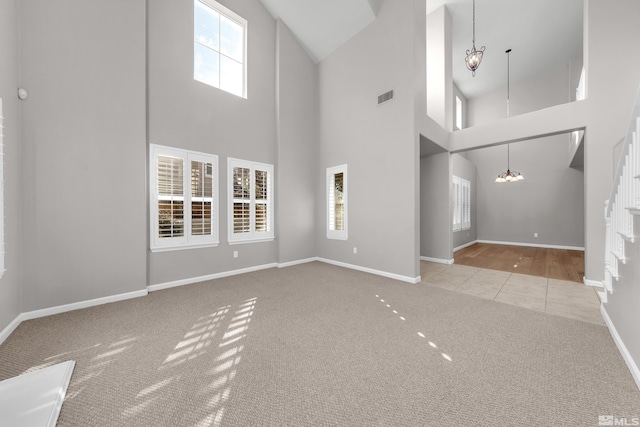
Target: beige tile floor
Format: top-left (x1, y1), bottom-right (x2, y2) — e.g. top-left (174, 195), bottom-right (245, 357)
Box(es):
top-left (421, 261), bottom-right (605, 325)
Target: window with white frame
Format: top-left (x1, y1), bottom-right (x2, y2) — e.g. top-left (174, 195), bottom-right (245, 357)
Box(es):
top-left (150, 144), bottom-right (219, 251)
top-left (194, 0), bottom-right (247, 98)
top-left (327, 164), bottom-right (348, 240)
top-left (452, 175), bottom-right (470, 231)
top-left (455, 96), bottom-right (463, 130)
top-left (228, 158), bottom-right (274, 244)
top-left (0, 99), bottom-right (4, 277)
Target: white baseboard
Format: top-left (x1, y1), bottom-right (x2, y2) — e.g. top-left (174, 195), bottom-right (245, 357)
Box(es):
top-left (453, 240), bottom-right (478, 252)
top-left (0, 289), bottom-right (148, 346)
top-left (20, 289), bottom-right (148, 322)
top-left (277, 257), bottom-right (318, 268)
top-left (147, 263), bottom-right (279, 292)
top-left (317, 257), bottom-right (421, 284)
top-left (0, 315), bottom-right (23, 347)
top-left (477, 240), bottom-right (585, 251)
top-left (420, 256), bottom-right (454, 265)
top-left (601, 304), bottom-right (640, 391)
top-left (583, 277), bottom-right (604, 288)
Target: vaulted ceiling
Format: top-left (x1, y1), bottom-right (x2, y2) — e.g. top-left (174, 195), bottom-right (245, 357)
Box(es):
top-left (260, 0), bottom-right (583, 100)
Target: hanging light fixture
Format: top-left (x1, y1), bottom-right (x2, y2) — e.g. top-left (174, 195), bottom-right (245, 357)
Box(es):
top-left (496, 49), bottom-right (524, 183)
top-left (465, 0), bottom-right (485, 76)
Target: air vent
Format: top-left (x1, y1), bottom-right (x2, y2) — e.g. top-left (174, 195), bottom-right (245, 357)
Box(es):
top-left (377, 90), bottom-right (394, 105)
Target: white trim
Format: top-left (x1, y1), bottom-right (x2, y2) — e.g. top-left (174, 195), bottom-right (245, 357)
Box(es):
top-left (453, 240), bottom-right (478, 252)
top-left (583, 277), bottom-right (604, 288)
top-left (0, 314), bottom-right (22, 346)
top-left (601, 304), bottom-right (640, 391)
top-left (148, 263), bottom-right (278, 292)
top-left (317, 257), bottom-right (420, 284)
top-left (20, 290), bottom-right (148, 322)
top-left (477, 240), bottom-right (585, 251)
top-left (420, 256), bottom-right (454, 265)
top-left (277, 257), bottom-right (318, 268)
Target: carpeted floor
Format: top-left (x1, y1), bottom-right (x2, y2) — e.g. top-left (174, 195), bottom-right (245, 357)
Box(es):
top-left (0, 262), bottom-right (638, 426)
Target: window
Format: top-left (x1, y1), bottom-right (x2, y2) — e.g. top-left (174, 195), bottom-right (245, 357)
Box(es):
top-left (228, 158), bottom-right (274, 244)
top-left (194, 0), bottom-right (247, 98)
top-left (327, 164), bottom-right (348, 240)
top-left (452, 175), bottom-right (470, 231)
top-left (150, 144), bottom-right (219, 251)
top-left (0, 98), bottom-right (4, 277)
top-left (455, 96), bottom-right (463, 130)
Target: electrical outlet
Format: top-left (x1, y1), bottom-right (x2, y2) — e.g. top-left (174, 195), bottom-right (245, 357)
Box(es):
top-left (233, 251), bottom-right (238, 258)
top-left (353, 247), bottom-right (357, 254)
top-left (534, 233), bottom-right (538, 238)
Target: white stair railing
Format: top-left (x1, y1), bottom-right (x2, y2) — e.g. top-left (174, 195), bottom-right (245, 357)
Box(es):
top-left (603, 88), bottom-right (640, 300)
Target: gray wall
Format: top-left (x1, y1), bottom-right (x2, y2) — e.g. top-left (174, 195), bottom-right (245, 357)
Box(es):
top-left (465, 135), bottom-right (584, 248)
top-left (276, 20), bottom-right (318, 264)
top-left (452, 153), bottom-right (477, 249)
top-left (19, 0), bottom-right (147, 311)
top-left (420, 152), bottom-right (452, 261)
top-left (467, 60), bottom-right (582, 127)
top-left (147, 0), bottom-right (279, 284)
top-left (0, 0), bottom-right (21, 329)
top-left (317, 0), bottom-right (419, 280)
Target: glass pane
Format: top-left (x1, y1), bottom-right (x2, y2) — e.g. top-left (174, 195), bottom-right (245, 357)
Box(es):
top-left (233, 167), bottom-right (250, 199)
top-left (334, 201), bottom-right (344, 231)
top-left (158, 201), bottom-right (184, 238)
top-left (256, 203), bottom-right (267, 232)
top-left (158, 156), bottom-right (183, 196)
top-left (194, 1), bottom-right (219, 50)
top-left (194, 43), bottom-right (219, 88)
top-left (233, 202), bottom-right (250, 233)
top-left (192, 201), bottom-right (212, 235)
top-left (220, 14), bottom-right (243, 62)
top-left (191, 161), bottom-right (213, 198)
top-left (334, 172), bottom-right (344, 202)
top-left (255, 170), bottom-right (267, 200)
top-left (220, 56), bottom-right (243, 97)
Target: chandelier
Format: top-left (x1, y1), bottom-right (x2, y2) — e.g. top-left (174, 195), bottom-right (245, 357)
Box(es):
top-left (495, 49), bottom-right (523, 183)
top-left (465, 0), bottom-right (485, 76)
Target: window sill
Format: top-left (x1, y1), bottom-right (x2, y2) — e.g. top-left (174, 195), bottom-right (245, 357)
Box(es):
top-left (228, 237), bottom-right (275, 245)
top-left (150, 242), bottom-right (220, 253)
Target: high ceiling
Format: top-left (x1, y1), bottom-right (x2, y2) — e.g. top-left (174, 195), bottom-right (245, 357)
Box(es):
top-left (260, 0), bottom-right (584, 100)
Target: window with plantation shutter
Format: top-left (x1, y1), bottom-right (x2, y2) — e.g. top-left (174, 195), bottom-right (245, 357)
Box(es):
top-left (327, 164), bottom-right (348, 240)
top-left (452, 175), bottom-right (470, 232)
top-left (228, 158), bottom-right (274, 244)
top-left (150, 144), bottom-right (219, 251)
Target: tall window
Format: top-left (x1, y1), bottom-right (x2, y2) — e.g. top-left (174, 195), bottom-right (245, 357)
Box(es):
top-left (150, 144), bottom-right (219, 251)
top-left (194, 0), bottom-right (247, 98)
top-left (228, 158), bottom-right (274, 244)
top-left (455, 96), bottom-right (463, 130)
top-left (452, 175), bottom-right (470, 231)
top-left (327, 164), bottom-right (348, 240)
top-left (0, 99), bottom-right (4, 277)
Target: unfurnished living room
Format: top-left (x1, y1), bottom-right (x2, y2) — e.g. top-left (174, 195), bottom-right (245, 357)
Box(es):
top-left (1, 0), bottom-right (639, 426)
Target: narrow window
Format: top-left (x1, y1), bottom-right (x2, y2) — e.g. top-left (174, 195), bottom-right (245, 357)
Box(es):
top-left (455, 96), bottom-right (463, 130)
top-left (327, 164), bottom-right (348, 240)
top-left (150, 144), bottom-right (219, 251)
top-left (194, 0), bottom-right (247, 98)
top-left (228, 158), bottom-right (274, 244)
top-left (452, 175), bottom-right (470, 231)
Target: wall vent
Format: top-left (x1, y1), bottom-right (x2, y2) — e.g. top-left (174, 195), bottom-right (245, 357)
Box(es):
top-left (377, 90), bottom-right (394, 105)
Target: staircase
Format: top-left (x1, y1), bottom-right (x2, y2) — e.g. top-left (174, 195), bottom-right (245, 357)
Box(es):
top-left (603, 88), bottom-right (640, 302)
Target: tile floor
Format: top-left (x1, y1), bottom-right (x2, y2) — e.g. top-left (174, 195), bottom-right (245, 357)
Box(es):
top-left (421, 261), bottom-right (605, 325)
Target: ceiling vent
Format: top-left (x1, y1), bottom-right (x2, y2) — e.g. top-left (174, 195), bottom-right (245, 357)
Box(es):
top-left (377, 90), bottom-right (394, 105)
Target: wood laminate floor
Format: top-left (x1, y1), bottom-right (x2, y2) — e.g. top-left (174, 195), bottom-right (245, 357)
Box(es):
top-left (453, 243), bottom-right (585, 283)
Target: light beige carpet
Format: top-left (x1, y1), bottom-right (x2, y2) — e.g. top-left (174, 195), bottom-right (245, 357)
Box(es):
top-left (0, 262), bottom-right (638, 426)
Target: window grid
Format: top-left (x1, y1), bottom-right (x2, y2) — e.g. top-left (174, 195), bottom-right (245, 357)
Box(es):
top-left (150, 145), bottom-right (219, 252)
top-left (452, 175), bottom-right (470, 232)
